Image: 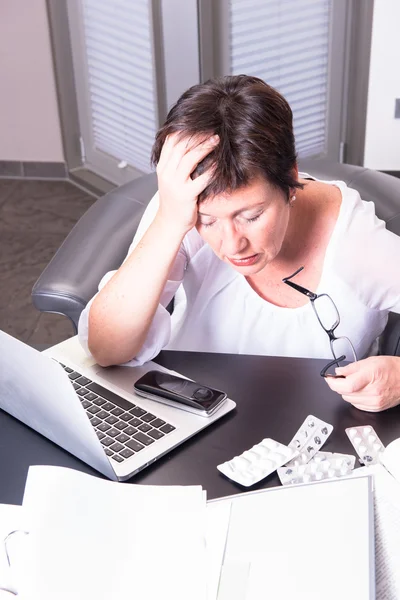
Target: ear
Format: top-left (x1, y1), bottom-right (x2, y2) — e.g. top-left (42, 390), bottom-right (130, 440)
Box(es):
top-left (288, 164), bottom-right (299, 203)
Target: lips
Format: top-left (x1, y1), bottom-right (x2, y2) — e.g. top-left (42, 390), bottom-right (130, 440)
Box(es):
top-left (227, 254), bottom-right (260, 267)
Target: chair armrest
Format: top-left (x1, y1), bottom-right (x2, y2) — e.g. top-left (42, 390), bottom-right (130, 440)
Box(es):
top-left (32, 172), bottom-right (157, 331)
top-left (380, 313), bottom-right (400, 357)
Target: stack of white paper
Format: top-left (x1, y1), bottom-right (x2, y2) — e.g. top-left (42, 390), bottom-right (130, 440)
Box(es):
top-left (0, 504), bottom-right (25, 596)
top-left (0, 463), bottom-right (389, 600)
top-left (214, 476), bottom-right (373, 600)
top-left (349, 463), bottom-right (400, 599)
top-left (8, 466), bottom-right (208, 600)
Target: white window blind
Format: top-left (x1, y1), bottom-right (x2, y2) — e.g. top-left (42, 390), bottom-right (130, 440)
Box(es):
top-left (81, 0), bottom-right (158, 173)
top-left (228, 0), bottom-right (331, 157)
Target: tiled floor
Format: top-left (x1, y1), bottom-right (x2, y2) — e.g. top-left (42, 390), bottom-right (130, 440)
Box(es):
top-left (0, 179), bottom-right (96, 346)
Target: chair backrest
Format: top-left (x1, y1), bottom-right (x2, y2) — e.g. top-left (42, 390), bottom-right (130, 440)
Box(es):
top-left (31, 172), bottom-right (158, 330)
top-left (298, 158), bottom-right (400, 356)
top-left (298, 158), bottom-right (400, 236)
top-left (32, 161), bottom-right (400, 350)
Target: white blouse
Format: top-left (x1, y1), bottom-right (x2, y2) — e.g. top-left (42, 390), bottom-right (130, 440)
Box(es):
top-left (78, 175), bottom-right (400, 366)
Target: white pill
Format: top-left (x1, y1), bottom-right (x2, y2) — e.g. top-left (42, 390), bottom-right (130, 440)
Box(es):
top-left (283, 448), bottom-right (295, 459)
top-left (359, 444), bottom-right (367, 454)
top-left (373, 443), bottom-right (382, 451)
top-left (315, 471), bottom-right (323, 480)
top-left (302, 474), bottom-right (311, 483)
top-left (348, 428), bottom-right (358, 438)
top-left (242, 472), bottom-right (257, 483)
top-left (340, 466), bottom-right (350, 476)
top-left (354, 436), bottom-right (362, 445)
top-left (242, 451), bottom-right (257, 463)
top-left (262, 439), bottom-right (278, 450)
top-left (269, 452), bottom-right (282, 463)
top-left (363, 427), bottom-right (372, 435)
top-left (310, 463), bottom-right (318, 473)
top-left (368, 435), bottom-right (376, 444)
top-left (328, 469), bottom-right (335, 478)
top-left (298, 465), bottom-right (306, 475)
top-left (233, 457), bottom-right (250, 469)
top-left (256, 447), bottom-right (269, 457)
top-left (259, 459), bottom-right (274, 471)
top-left (248, 465), bottom-right (262, 476)
top-left (247, 449), bottom-right (262, 459)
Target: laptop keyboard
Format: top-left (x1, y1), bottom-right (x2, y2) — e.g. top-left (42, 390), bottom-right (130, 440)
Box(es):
top-left (59, 364), bottom-right (176, 464)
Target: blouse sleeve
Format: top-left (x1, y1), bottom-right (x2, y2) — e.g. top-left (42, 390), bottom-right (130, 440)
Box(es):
top-left (330, 185), bottom-right (400, 314)
top-left (77, 191), bottom-right (188, 366)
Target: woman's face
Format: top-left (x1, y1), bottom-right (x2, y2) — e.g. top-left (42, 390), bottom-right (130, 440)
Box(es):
top-left (195, 175), bottom-right (291, 275)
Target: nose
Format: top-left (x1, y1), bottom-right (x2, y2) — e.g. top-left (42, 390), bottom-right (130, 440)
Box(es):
top-left (220, 222), bottom-right (247, 256)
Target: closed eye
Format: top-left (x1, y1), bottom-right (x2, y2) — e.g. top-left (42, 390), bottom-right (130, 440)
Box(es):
top-left (198, 211), bottom-right (263, 228)
top-left (199, 220), bottom-right (216, 228)
top-left (246, 214), bottom-right (261, 223)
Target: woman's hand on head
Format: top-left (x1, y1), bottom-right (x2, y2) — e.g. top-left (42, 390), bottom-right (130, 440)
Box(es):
top-left (324, 355), bottom-right (400, 412)
top-left (156, 133), bottom-right (218, 235)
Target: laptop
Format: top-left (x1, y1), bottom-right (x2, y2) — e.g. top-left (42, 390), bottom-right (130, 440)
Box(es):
top-left (0, 331), bottom-right (236, 481)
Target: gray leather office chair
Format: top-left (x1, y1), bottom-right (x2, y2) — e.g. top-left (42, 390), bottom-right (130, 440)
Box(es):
top-left (31, 159), bottom-right (400, 355)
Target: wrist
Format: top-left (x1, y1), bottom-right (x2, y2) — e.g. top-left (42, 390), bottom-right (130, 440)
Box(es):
top-left (154, 209), bottom-right (193, 239)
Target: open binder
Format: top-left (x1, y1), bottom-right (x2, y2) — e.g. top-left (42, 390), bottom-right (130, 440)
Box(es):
top-left (0, 465), bottom-right (374, 600)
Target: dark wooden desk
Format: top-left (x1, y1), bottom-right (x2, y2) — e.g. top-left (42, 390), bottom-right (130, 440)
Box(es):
top-left (1, 351), bottom-right (400, 503)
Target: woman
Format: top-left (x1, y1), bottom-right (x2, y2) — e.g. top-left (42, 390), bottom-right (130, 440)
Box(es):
top-left (79, 75), bottom-right (400, 412)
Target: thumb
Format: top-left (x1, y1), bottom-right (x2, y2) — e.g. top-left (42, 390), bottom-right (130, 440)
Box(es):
top-left (327, 362), bottom-right (370, 394)
top-left (335, 360), bottom-right (360, 377)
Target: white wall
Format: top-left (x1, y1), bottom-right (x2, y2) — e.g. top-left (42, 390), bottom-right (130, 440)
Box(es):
top-left (0, 0), bottom-right (64, 162)
top-left (363, 0), bottom-right (400, 170)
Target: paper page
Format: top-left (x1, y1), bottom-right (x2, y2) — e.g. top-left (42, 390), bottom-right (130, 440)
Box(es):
top-left (219, 477), bottom-right (373, 600)
top-left (217, 562), bottom-right (250, 600)
top-left (352, 464), bottom-right (400, 599)
top-left (0, 504), bottom-right (24, 595)
top-left (18, 466), bottom-right (207, 600)
top-left (205, 501), bottom-right (232, 600)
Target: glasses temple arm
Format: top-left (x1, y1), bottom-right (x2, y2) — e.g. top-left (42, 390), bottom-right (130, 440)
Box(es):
top-left (320, 355), bottom-right (346, 378)
top-left (282, 278), bottom-right (318, 300)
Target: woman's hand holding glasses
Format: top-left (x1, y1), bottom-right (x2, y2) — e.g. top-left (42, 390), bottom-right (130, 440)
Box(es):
top-left (325, 355), bottom-right (400, 412)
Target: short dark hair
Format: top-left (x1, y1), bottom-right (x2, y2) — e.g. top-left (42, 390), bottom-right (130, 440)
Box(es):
top-left (151, 75), bottom-right (303, 201)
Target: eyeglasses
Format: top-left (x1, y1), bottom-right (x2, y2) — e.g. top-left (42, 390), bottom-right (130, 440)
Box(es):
top-left (282, 266), bottom-right (357, 378)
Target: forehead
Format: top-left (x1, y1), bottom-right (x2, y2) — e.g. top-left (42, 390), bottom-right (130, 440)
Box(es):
top-left (199, 176), bottom-right (279, 215)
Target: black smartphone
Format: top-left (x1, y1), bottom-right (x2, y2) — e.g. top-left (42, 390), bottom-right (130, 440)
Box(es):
top-left (133, 370), bottom-right (227, 416)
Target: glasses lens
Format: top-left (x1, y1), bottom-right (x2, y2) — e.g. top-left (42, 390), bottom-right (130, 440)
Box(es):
top-left (313, 294), bottom-right (339, 331)
top-left (331, 336), bottom-right (357, 363)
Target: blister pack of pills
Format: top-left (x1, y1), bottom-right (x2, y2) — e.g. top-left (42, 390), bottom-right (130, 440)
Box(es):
top-left (277, 450), bottom-right (356, 485)
top-left (285, 415), bottom-right (333, 466)
top-left (217, 438), bottom-right (298, 487)
top-left (345, 425), bottom-right (385, 465)
top-left (311, 451), bottom-right (356, 469)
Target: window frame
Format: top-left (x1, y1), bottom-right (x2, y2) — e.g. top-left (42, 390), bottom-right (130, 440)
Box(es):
top-left (47, 0), bottom-right (374, 194)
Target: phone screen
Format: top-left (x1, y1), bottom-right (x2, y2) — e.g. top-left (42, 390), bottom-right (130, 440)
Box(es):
top-left (134, 371), bottom-right (227, 413)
